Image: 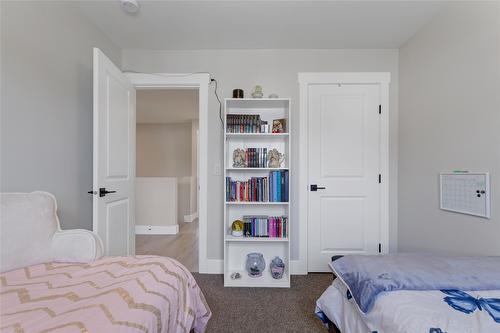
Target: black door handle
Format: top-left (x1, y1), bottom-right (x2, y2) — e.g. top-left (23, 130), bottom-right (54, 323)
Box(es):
top-left (310, 184), bottom-right (326, 191)
top-left (99, 188), bottom-right (116, 197)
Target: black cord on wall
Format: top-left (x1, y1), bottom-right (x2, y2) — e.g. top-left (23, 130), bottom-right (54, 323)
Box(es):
top-left (211, 78), bottom-right (224, 128)
top-left (122, 70), bottom-right (224, 129)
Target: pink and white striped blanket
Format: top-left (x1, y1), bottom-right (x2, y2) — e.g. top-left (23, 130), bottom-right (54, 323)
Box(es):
top-left (0, 256), bottom-right (211, 333)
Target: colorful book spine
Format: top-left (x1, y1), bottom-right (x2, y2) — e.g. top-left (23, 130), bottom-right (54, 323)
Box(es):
top-left (241, 216), bottom-right (288, 238)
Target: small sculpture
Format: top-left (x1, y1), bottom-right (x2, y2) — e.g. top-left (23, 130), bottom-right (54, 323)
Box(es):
top-left (230, 272), bottom-right (242, 280)
top-left (251, 85), bottom-right (264, 98)
top-left (268, 148), bottom-right (284, 168)
top-left (232, 148), bottom-right (246, 168)
top-left (268, 93), bottom-right (279, 99)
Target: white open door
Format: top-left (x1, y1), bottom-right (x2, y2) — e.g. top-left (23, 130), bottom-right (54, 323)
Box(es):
top-left (92, 48), bottom-right (136, 256)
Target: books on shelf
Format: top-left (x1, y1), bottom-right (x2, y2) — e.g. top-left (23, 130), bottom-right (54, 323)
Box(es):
top-left (239, 148), bottom-right (268, 168)
top-left (241, 215), bottom-right (288, 238)
top-left (226, 114), bottom-right (270, 133)
top-left (225, 170), bottom-right (289, 202)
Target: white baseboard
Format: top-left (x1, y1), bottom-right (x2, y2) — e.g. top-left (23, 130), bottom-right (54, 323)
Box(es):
top-left (184, 212), bottom-right (198, 223)
top-left (202, 259), bottom-right (305, 275)
top-left (135, 225), bottom-right (179, 235)
top-left (204, 259), bottom-right (223, 274)
top-left (290, 259), bottom-right (307, 275)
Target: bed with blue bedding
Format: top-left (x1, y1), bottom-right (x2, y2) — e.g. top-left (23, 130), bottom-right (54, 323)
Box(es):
top-left (315, 254), bottom-right (500, 333)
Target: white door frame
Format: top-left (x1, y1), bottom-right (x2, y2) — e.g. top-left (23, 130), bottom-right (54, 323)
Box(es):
top-left (126, 72), bottom-right (211, 273)
top-left (297, 72), bottom-right (391, 274)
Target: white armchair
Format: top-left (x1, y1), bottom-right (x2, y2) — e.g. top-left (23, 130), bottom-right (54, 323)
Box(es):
top-left (0, 191), bottom-right (103, 273)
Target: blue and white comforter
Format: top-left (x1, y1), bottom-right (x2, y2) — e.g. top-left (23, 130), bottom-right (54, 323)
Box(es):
top-left (330, 254), bottom-right (500, 314)
top-left (316, 278), bottom-right (500, 333)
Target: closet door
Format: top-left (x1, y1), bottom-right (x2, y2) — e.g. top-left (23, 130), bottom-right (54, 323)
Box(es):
top-left (307, 84), bottom-right (381, 272)
top-left (92, 48), bottom-right (136, 256)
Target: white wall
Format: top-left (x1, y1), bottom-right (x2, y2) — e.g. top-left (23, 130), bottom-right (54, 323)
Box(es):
top-left (0, 1), bottom-right (121, 230)
top-left (123, 49), bottom-right (399, 260)
top-left (136, 123), bottom-right (192, 224)
top-left (399, 2), bottom-right (500, 255)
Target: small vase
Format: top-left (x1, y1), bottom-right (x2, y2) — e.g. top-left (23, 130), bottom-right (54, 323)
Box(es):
top-left (245, 253), bottom-right (265, 277)
top-left (270, 256), bottom-right (285, 279)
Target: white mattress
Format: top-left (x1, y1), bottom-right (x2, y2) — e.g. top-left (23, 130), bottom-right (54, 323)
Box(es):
top-left (316, 278), bottom-right (500, 333)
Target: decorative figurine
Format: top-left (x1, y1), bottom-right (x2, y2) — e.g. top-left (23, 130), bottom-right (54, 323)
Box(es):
top-left (232, 148), bottom-right (246, 168)
top-left (230, 272), bottom-right (242, 280)
top-left (270, 256), bottom-right (285, 279)
top-left (268, 93), bottom-right (279, 98)
top-left (267, 148), bottom-right (284, 168)
top-left (245, 253), bottom-right (265, 277)
top-left (251, 85), bottom-right (264, 98)
top-left (231, 220), bottom-right (244, 237)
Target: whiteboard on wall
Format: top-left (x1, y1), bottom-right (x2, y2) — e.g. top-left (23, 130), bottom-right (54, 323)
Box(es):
top-left (440, 172), bottom-right (490, 219)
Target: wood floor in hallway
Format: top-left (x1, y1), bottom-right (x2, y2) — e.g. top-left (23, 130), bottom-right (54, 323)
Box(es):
top-left (136, 220), bottom-right (198, 272)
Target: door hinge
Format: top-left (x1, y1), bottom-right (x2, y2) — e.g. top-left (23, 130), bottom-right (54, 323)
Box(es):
top-left (378, 174), bottom-right (382, 183)
top-left (378, 243), bottom-right (382, 253)
top-left (379, 105), bottom-right (381, 114)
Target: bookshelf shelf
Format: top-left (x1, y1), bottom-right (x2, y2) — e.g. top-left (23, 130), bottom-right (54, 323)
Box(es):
top-left (225, 235), bottom-right (289, 242)
top-left (226, 167), bottom-right (289, 171)
top-left (225, 201), bottom-right (289, 205)
top-left (224, 271), bottom-right (290, 288)
top-left (224, 98), bottom-right (291, 288)
top-left (225, 133), bottom-right (289, 138)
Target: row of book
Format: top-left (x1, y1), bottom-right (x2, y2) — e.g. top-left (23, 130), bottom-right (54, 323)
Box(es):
top-left (225, 170), bottom-right (289, 202)
top-left (236, 148), bottom-right (268, 168)
top-left (242, 216), bottom-right (288, 238)
top-left (226, 114), bottom-right (268, 133)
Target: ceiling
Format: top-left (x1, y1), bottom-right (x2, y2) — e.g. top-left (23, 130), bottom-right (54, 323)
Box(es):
top-left (74, 1), bottom-right (446, 50)
top-left (137, 89), bottom-right (199, 124)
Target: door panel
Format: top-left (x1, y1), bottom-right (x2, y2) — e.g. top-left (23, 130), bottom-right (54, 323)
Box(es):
top-left (105, 199), bottom-right (130, 256)
top-left (320, 95), bottom-right (365, 177)
top-left (320, 197), bottom-right (365, 252)
top-left (106, 75), bottom-right (131, 179)
top-left (308, 84), bottom-right (380, 272)
top-left (93, 48), bottom-right (136, 256)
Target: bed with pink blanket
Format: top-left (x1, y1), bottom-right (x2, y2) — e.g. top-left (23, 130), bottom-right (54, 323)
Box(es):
top-left (0, 256), bottom-right (211, 333)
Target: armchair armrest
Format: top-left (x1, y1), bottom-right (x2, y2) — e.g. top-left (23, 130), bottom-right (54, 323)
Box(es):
top-left (51, 229), bottom-right (103, 263)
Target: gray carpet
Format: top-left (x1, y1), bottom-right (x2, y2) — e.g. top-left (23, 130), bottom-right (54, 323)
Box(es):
top-left (192, 273), bottom-right (333, 333)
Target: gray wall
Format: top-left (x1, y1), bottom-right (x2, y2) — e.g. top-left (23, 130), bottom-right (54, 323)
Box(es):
top-left (399, 2), bottom-right (500, 255)
top-left (123, 49), bottom-right (400, 260)
top-left (0, 1), bottom-right (121, 229)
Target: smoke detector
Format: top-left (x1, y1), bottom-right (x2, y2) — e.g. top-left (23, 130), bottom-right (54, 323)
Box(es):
top-left (120, 0), bottom-right (140, 14)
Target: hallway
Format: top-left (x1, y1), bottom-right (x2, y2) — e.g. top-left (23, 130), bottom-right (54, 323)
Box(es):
top-left (136, 220), bottom-right (198, 272)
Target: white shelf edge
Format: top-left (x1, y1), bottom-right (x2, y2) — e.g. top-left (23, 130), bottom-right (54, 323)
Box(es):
top-left (223, 271), bottom-right (290, 288)
top-left (225, 235), bottom-right (289, 242)
top-left (225, 98), bottom-right (291, 101)
top-left (225, 202), bottom-right (289, 205)
top-left (226, 167), bottom-right (289, 171)
top-left (225, 133), bottom-right (289, 136)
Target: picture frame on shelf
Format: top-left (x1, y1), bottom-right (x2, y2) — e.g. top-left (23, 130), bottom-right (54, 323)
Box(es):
top-left (272, 119), bottom-right (286, 133)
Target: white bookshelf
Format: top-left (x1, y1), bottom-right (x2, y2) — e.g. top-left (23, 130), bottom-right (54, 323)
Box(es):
top-left (224, 98), bottom-right (291, 288)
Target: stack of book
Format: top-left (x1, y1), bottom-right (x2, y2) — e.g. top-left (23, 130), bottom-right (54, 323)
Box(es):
top-left (225, 170), bottom-right (289, 202)
top-left (269, 170), bottom-right (289, 202)
top-left (239, 148), bottom-right (268, 168)
top-left (242, 216), bottom-right (288, 238)
top-left (226, 114), bottom-right (270, 133)
top-left (226, 176), bottom-right (269, 202)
